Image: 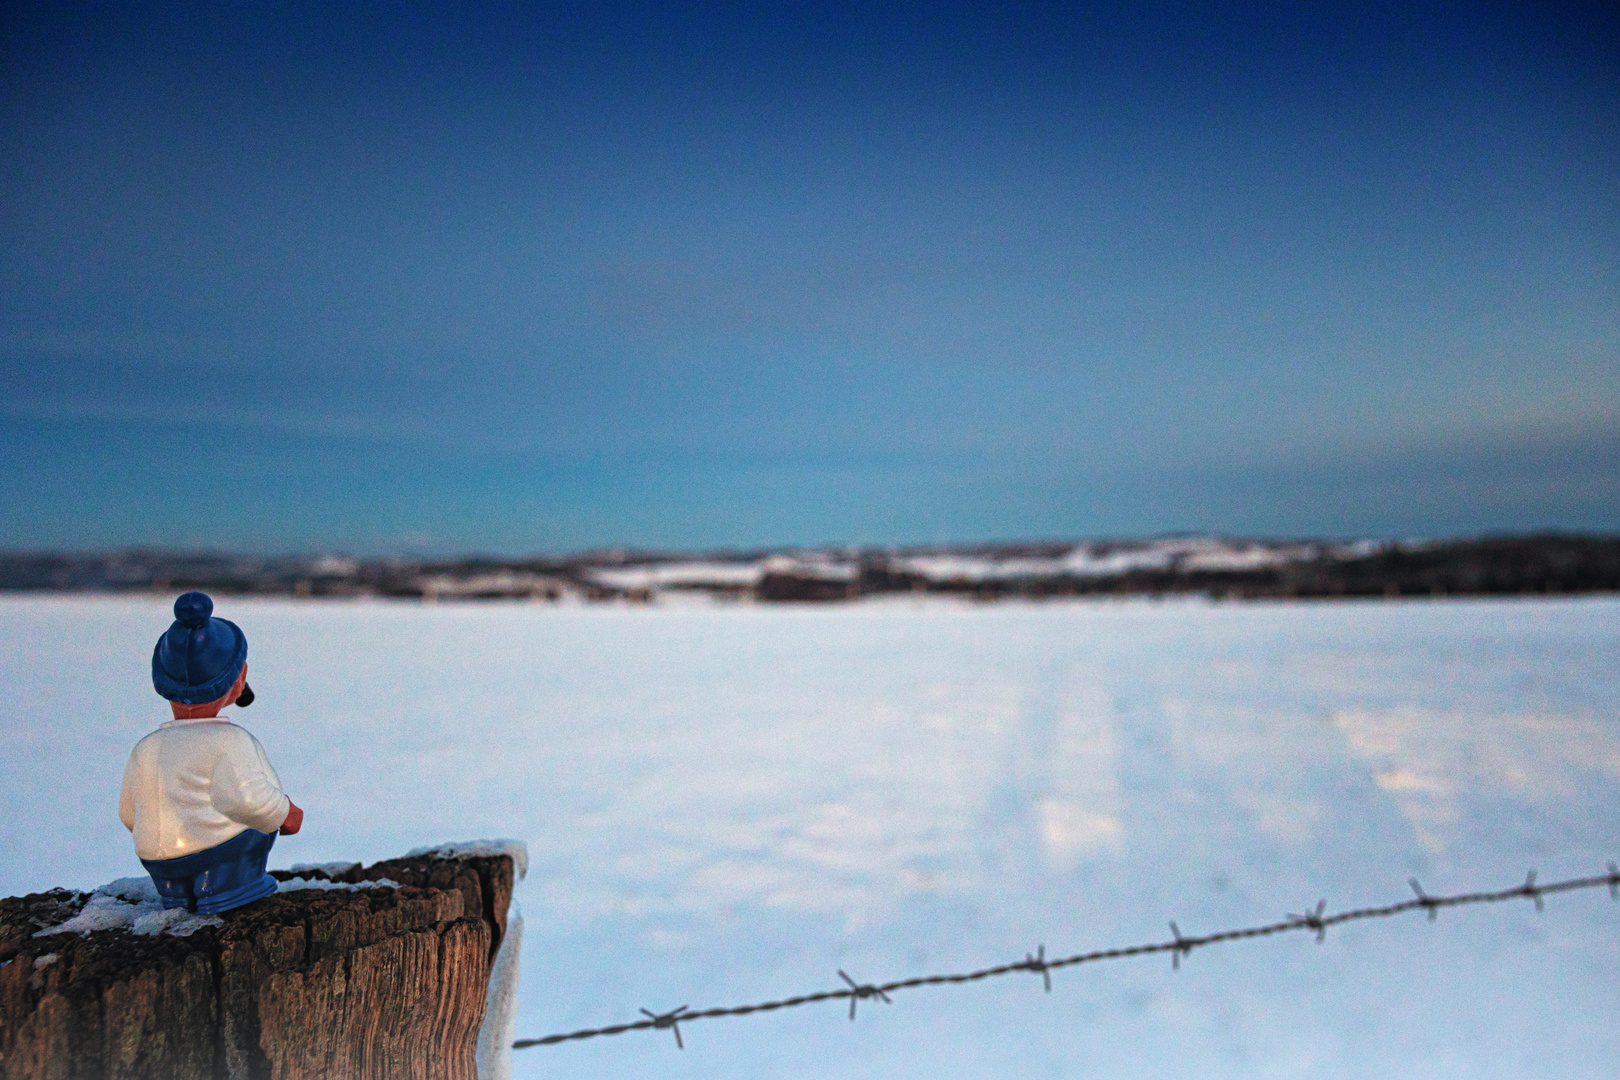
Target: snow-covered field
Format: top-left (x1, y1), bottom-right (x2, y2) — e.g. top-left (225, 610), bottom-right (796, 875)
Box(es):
top-left (2, 594), bottom-right (1617, 1078)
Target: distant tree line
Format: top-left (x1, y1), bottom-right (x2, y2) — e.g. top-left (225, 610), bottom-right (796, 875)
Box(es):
top-left (2, 535), bottom-right (1617, 602)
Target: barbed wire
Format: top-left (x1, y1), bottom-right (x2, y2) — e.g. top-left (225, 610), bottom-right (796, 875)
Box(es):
top-left (514, 863), bottom-right (1620, 1051)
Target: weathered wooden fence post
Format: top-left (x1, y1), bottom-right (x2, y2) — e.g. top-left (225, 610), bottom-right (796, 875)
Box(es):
top-left (0, 844), bottom-right (523, 1080)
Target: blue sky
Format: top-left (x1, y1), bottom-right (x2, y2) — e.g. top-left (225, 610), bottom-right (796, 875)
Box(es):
top-left (2, 3), bottom-right (1616, 553)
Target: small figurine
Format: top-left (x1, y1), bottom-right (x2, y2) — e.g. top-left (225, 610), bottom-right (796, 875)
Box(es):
top-left (119, 592), bottom-right (304, 914)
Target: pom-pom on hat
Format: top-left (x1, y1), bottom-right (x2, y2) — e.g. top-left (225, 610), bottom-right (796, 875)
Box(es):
top-left (152, 592), bottom-right (248, 704)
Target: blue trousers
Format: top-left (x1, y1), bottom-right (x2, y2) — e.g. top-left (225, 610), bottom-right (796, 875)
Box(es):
top-left (141, 828), bottom-right (279, 915)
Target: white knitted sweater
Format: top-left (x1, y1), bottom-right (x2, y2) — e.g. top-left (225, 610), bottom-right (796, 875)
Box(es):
top-left (119, 716), bottom-right (291, 861)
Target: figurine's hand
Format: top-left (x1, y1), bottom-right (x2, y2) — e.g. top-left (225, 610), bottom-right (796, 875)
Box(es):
top-left (280, 799), bottom-right (304, 835)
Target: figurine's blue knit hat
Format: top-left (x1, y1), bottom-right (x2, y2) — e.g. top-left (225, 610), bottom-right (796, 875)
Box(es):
top-left (152, 592), bottom-right (248, 704)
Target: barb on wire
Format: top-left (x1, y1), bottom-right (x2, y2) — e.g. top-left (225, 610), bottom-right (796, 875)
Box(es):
top-left (1520, 871), bottom-right (1544, 913)
top-left (838, 970), bottom-right (892, 1020)
top-left (515, 864), bottom-right (1620, 1052)
top-left (1409, 878), bottom-right (1441, 921)
top-left (640, 1006), bottom-right (690, 1049)
top-left (1288, 899), bottom-right (1329, 943)
top-left (1021, 945), bottom-right (1052, 992)
top-left (1167, 921), bottom-right (1196, 971)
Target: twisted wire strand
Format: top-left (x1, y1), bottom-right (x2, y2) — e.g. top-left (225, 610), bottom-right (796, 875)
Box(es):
top-left (513, 865), bottom-right (1620, 1050)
